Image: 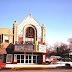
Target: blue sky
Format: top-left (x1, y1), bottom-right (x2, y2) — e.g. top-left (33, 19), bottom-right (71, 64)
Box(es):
top-left (0, 0), bottom-right (72, 46)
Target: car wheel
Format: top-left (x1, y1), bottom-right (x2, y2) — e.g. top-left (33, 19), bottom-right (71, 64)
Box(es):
top-left (65, 64), bottom-right (71, 68)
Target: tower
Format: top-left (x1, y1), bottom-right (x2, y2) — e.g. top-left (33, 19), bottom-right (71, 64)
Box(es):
top-left (13, 21), bottom-right (19, 44)
top-left (41, 24), bottom-right (46, 43)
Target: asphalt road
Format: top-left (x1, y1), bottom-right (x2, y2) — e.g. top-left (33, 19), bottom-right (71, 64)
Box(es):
top-left (0, 68), bottom-right (72, 72)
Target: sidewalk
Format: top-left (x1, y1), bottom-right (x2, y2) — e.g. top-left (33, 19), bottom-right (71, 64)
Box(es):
top-left (5, 63), bottom-right (65, 68)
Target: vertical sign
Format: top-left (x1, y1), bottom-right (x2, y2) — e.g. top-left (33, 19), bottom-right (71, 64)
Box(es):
top-left (43, 55), bottom-right (45, 62)
top-left (14, 54), bottom-right (17, 62)
top-left (42, 53), bottom-right (46, 64)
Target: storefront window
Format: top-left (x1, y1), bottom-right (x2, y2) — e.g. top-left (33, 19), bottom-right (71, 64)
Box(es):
top-left (6, 54), bottom-right (13, 63)
top-left (5, 36), bottom-right (9, 43)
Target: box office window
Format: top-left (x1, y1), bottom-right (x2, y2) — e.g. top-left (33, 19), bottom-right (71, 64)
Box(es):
top-left (5, 36), bottom-right (9, 43)
top-left (6, 54), bottom-right (13, 63)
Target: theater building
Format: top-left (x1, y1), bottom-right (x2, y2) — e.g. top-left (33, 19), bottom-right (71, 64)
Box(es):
top-left (0, 14), bottom-right (46, 64)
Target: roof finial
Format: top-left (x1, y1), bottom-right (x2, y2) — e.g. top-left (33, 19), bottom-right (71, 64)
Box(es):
top-left (30, 12), bottom-right (32, 16)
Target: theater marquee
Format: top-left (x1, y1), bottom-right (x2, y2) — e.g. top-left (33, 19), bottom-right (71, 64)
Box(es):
top-left (15, 45), bottom-right (34, 51)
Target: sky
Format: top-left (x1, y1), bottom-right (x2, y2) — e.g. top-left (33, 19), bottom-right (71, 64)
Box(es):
top-left (0, 0), bottom-right (72, 46)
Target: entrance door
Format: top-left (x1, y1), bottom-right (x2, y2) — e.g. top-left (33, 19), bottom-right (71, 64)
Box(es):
top-left (25, 55), bottom-right (31, 63)
top-left (17, 55), bottom-right (24, 63)
top-left (33, 56), bottom-right (37, 63)
top-left (17, 54), bottom-right (38, 64)
top-left (17, 55), bottom-right (20, 63)
top-left (21, 55), bottom-right (24, 63)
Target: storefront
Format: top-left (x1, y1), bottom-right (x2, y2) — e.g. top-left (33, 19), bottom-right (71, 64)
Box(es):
top-left (13, 53), bottom-right (41, 64)
top-left (0, 48), bottom-right (7, 63)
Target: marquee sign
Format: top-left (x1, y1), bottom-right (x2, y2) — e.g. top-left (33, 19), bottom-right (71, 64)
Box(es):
top-left (39, 44), bottom-right (46, 53)
top-left (15, 45), bottom-right (34, 51)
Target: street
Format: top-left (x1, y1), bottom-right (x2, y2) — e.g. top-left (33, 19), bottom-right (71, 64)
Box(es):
top-left (0, 68), bottom-right (72, 72)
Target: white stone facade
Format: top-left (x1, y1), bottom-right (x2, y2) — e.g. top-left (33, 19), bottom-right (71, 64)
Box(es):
top-left (13, 14), bottom-right (46, 44)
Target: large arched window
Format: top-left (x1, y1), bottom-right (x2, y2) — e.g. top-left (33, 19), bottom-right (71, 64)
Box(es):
top-left (26, 27), bottom-right (34, 38)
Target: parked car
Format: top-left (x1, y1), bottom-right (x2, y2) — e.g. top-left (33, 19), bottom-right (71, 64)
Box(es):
top-left (61, 58), bottom-right (72, 62)
top-left (46, 56), bottom-right (61, 64)
top-left (0, 62), bottom-right (6, 69)
top-left (49, 59), bottom-right (59, 63)
top-left (46, 58), bottom-right (59, 64)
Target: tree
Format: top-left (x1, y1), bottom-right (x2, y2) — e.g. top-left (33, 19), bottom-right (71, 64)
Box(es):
top-left (46, 43), bottom-right (56, 57)
top-left (56, 43), bottom-right (70, 56)
top-left (68, 38), bottom-right (72, 51)
top-left (46, 42), bottom-right (70, 57)
top-left (68, 38), bottom-right (72, 44)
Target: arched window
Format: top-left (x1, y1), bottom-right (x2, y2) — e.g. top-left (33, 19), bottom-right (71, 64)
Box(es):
top-left (26, 27), bottom-right (34, 38)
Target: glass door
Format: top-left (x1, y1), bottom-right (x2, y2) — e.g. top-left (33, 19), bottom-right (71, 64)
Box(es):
top-left (33, 56), bottom-right (36, 63)
top-left (17, 55), bottom-right (20, 63)
top-left (21, 55), bottom-right (24, 63)
top-left (33, 55), bottom-right (38, 64)
top-left (29, 55), bottom-right (31, 63)
top-left (17, 55), bottom-right (24, 63)
top-left (25, 55), bottom-right (32, 63)
top-left (25, 55), bottom-right (28, 63)
top-left (17, 54), bottom-right (38, 64)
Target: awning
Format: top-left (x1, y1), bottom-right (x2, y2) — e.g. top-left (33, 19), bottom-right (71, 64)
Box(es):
top-left (0, 48), bottom-right (7, 54)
